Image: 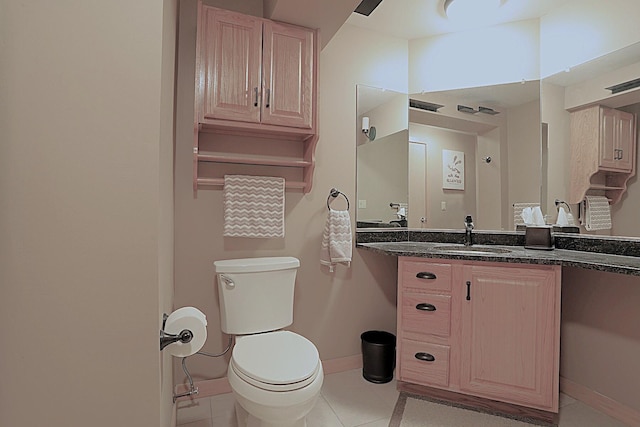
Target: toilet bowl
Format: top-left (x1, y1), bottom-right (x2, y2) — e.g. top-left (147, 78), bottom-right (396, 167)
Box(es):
top-left (228, 331), bottom-right (323, 427)
top-left (213, 257), bottom-right (324, 427)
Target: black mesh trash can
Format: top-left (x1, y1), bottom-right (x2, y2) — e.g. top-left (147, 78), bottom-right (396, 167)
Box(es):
top-left (361, 330), bottom-right (396, 384)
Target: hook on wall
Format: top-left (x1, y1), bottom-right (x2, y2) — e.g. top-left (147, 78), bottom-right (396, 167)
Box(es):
top-left (482, 156), bottom-right (492, 163)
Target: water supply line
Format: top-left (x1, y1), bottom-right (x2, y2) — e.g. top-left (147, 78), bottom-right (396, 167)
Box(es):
top-left (173, 335), bottom-right (234, 402)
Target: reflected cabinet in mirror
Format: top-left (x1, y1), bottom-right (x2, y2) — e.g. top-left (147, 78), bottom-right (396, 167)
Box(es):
top-left (355, 1), bottom-right (640, 238)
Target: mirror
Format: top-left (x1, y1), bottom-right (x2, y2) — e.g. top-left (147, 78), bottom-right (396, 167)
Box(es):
top-left (356, 86), bottom-right (409, 228)
top-left (356, 81), bottom-right (541, 231)
top-left (355, 3), bottom-right (640, 238)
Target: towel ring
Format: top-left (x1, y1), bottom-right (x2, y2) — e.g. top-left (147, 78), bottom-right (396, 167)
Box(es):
top-left (327, 188), bottom-right (350, 210)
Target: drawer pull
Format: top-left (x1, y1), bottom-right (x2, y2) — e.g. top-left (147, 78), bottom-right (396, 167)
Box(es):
top-left (416, 272), bottom-right (437, 280)
top-left (415, 352), bottom-right (435, 362)
top-left (415, 303), bottom-right (436, 312)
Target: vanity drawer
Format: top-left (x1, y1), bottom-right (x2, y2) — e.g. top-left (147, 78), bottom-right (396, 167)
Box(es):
top-left (402, 261), bottom-right (452, 292)
top-left (400, 339), bottom-right (450, 388)
top-left (402, 292), bottom-right (451, 337)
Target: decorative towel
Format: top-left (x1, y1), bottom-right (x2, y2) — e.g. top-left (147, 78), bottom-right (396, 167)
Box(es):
top-left (223, 175), bottom-right (285, 238)
top-left (320, 209), bottom-right (352, 272)
top-left (584, 195), bottom-right (611, 231)
top-left (513, 202), bottom-right (541, 228)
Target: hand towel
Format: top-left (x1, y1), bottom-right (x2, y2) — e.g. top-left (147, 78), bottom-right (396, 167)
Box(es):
top-left (223, 175), bottom-right (285, 238)
top-left (320, 209), bottom-right (352, 272)
top-left (584, 195), bottom-right (611, 231)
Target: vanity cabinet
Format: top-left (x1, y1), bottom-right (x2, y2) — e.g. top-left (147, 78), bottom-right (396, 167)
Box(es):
top-left (193, 3), bottom-right (319, 193)
top-left (569, 105), bottom-right (637, 204)
top-left (459, 264), bottom-right (559, 410)
top-left (397, 257), bottom-right (561, 414)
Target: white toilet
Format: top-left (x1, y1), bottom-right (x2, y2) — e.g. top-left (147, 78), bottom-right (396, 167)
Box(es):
top-left (214, 257), bottom-right (324, 427)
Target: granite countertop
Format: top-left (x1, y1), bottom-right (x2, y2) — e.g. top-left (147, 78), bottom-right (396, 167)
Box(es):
top-left (355, 231), bottom-right (640, 277)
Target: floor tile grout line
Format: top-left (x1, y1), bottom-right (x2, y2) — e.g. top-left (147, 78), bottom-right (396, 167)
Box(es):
top-left (319, 393), bottom-right (348, 427)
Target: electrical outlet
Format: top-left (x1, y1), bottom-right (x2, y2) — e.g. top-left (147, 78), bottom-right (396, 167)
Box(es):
top-left (441, 201), bottom-right (447, 211)
top-left (359, 200), bottom-right (367, 209)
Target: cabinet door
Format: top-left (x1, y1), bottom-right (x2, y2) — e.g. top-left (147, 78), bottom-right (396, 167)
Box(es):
top-left (261, 21), bottom-right (314, 129)
top-left (615, 110), bottom-right (635, 172)
top-left (459, 265), bottom-right (558, 410)
top-left (199, 7), bottom-right (262, 123)
top-left (599, 107), bottom-right (635, 172)
top-left (599, 107), bottom-right (618, 169)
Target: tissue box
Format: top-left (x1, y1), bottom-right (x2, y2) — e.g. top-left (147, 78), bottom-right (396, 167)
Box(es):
top-left (524, 226), bottom-right (554, 250)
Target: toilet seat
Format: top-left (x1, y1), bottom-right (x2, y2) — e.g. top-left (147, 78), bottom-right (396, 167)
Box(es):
top-left (231, 331), bottom-right (320, 392)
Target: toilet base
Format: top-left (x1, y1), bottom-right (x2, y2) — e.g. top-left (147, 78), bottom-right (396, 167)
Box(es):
top-left (235, 401), bottom-right (307, 427)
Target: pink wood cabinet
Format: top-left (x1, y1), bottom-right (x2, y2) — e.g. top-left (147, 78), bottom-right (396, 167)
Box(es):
top-left (199, 8), bottom-right (263, 124)
top-left (193, 2), bottom-right (319, 193)
top-left (459, 263), bottom-right (560, 411)
top-left (397, 257), bottom-right (561, 419)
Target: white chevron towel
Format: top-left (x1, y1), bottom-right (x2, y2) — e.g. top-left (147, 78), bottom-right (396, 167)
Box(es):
top-left (223, 175), bottom-right (285, 238)
top-left (321, 209), bottom-right (352, 272)
top-left (584, 195), bottom-right (611, 231)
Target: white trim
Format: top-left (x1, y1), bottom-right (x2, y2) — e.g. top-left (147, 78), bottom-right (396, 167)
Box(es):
top-left (560, 376), bottom-right (640, 426)
top-left (174, 354), bottom-right (363, 402)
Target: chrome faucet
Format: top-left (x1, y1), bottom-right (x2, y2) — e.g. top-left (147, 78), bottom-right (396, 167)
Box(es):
top-left (464, 215), bottom-right (474, 246)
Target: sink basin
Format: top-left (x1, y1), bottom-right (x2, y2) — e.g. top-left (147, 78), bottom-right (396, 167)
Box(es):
top-left (432, 245), bottom-right (512, 255)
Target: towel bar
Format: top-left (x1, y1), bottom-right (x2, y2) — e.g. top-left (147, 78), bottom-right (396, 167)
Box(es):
top-left (327, 188), bottom-right (350, 210)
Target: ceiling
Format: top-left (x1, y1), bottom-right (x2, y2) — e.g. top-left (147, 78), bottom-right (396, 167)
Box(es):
top-left (346, 0), bottom-right (570, 40)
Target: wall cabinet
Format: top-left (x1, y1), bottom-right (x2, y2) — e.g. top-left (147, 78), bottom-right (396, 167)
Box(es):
top-left (193, 3), bottom-right (318, 193)
top-left (569, 105), bottom-right (637, 204)
top-left (397, 257), bottom-right (561, 416)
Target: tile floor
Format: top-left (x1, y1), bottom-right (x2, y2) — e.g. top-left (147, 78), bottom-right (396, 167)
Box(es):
top-left (176, 369), bottom-right (628, 427)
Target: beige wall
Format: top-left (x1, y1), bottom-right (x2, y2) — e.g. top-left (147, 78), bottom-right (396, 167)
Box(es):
top-left (408, 125), bottom-right (477, 229)
top-left (0, 1), bottom-right (176, 426)
top-left (409, 18), bottom-right (540, 93)
top-left (561, 267), bottom-right (640, 412)
top-left (540, 0), bottom-right (640, 78)
top-left (174, 10), bottom-right (406, 383)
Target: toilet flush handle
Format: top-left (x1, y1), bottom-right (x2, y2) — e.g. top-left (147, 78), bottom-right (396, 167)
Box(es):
top-left (220, 274), bottom-right (235, 288)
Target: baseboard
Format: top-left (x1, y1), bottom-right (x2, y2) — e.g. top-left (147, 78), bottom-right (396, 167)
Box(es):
top-left (321, 354), bottom-right (362, 375)
top-left (560, 376), bottom-right (640, 426)
top-left (174, 354), bottom-right (363, 402)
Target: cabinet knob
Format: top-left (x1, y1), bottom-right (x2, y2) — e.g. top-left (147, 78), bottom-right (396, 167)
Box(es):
top-left (415, 303), bottom-right (436, 312)
top-left (414, 352), bottom-right (435, 362)
top-left (416, 272), bottom-right (437, 280)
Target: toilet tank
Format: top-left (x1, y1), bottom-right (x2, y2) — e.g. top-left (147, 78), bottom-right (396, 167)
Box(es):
top-left (214, 257), bottom-right (300, 335)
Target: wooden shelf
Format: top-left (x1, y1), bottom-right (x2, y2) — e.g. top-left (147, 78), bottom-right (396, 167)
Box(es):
top-left (587, 184), bottom-right (625, 191)
top-left (199, 120), bottom-right (315, 142)
top-left (197, 151), bottom-right (312, 167)
top-left (197, 177), bottom-right (307, 190)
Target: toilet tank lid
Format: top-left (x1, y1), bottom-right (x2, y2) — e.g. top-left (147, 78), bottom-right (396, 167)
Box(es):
top-left (214, 257), bottom-right (300, 273)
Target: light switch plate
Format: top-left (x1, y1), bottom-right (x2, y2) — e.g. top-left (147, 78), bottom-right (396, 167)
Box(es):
top-left (359, 200), bottom-right (367, 209)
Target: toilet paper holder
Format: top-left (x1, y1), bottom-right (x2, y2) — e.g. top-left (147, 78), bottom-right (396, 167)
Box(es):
top-left (160, 313), bottom-right (194, 351)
